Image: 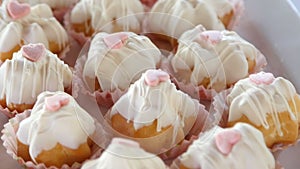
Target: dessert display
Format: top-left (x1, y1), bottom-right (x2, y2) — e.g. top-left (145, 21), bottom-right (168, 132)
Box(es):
top-left (107, 69), bottom-right (209, 153)
top-left (169, 25), bottom-right (266, 99)
top-left (80, 32), bottom-right (161, 107)
top-left (0, 43), bottom-right (72, 115)
top-left (171, 123), bottom-right (276, 169)
top-left (0, 0), bottom-right (69, 62)
top-left (226, 72), bottom-right (300, 148)
top-left (16, 91), bottom-right (96, 168)
top-left (145, 0), bottom-right (244, 46)
top-left (66, 0), bottom-right (145, 45)
top-left (0, 0), bottom-right (298, 168)
top-left (81, 138), bottom-right (167, 169)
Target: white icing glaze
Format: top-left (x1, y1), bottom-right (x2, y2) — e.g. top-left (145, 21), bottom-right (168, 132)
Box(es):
top-left (0, 2), bottom-right (68, 53)
top-left (147, 0), bottom-right (237, 38)
top-left (0, 46), bottom-right (72, 104)
top-left (81, 138), bottom-right (166, 169)
top-left (109, 69), bottom-right (198, 131)
top-left (227, 73), bottom-right (300, 136)
top-left (17, 0), bottom-right (78, 9)
top-left (179, 123), bottom-right (275, 169)
top-left (171, 25), bottom-right (264, 90)
top-left (83, 32), bottom-right (161, 91)
top-left (17, 91), bottom-right (96, 160)
top-left (70, 0), bottom-right (144, 33)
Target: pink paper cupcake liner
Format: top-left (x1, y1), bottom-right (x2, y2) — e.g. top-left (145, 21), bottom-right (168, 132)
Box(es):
top-left (1, 110), bottom-right (106, 169)
top-left (227, 0), bottom-right (245, 30)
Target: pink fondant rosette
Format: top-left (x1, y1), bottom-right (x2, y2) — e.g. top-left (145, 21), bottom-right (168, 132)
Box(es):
top-left (72, 31), bottom-right (163, 110)
top-left (161, 24), bottom-right (267, 101)
top-left (1, 98), bottom-right (110, 169)
top-left (211, 71), bottom-right (300, 154)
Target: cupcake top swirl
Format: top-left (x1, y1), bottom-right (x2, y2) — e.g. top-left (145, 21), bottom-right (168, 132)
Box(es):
top-left (17, 91), bottom-right (96, 160)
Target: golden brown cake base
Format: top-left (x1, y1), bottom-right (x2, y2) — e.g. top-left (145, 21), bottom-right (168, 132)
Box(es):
top-left (0, 45), bottom-right (21, 62)
top-left (17, 139), bottom-right (31, 162)
top-left (0, 98), bottom-right (33, 113)
top-left (144, 33), bottom-right (178, 52)
top-left (227, 95), bottom-right (300, 147)
top-left (220, 10), bottom-right (234, 29)
top-left (111, 113), bottom-right (184, 153)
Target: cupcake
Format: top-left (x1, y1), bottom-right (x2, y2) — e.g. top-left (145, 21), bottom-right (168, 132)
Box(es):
top-left (0, 0), bottom-right (69, 62)
top-left (226, 72), bottom-right (300, 148)
top-left (82, 138), bottom-right (167, 169)
top-left (171, 123), bottom-right (275, 169)
top-left (145, 0), bottom-right (244, 48)
top-left (169, 25), bottom-right (266, 100)
top-left (66, 0), bottom-right (145, 45)
top-left (0, 43), bottom-right (72, 116)
top-left (78, 32), bottom-right (161, 107)
top-left (16, 91), bottom-right (96, 168)
top-left (106, 69), bottom-right (210, 153)
top-left (3, 0), bottom-right (78, 22)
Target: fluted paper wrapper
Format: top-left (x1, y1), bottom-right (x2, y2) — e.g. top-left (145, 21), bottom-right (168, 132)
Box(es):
top-left (1, 111), bottom-right (108, 169)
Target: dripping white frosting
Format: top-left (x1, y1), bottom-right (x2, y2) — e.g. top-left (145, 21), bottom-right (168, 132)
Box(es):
top-left (0, 46), bottom-right (72, 105)
top-left (70, 0), bottom-right (144, 33)
top-left (83, 32), bottom-right (161, 91)
top-left (171, 25), bottom-right (264, 91)
top-left (0, 2), bottom-right (68, 53)
top-left (109, 69), bottom-right (198, 131)
top-left (179, 123), bottom-right (275, 169)
top-left (81, 138), bottom-right (166, 169)
top-left (17, 91), bottom-right (96, 159)
top-left (147, 0), bottom-right (239, 39)
top-left (227, 72), bottom-right (300, 136)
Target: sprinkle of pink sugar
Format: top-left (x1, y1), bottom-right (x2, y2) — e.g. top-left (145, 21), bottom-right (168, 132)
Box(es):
top-left (144, 69), bottom-right (170, 87)
top-left (112, 138), bottom-right (140, 148)
top-left (103, 32), bottom-right (129, 49)
top-left (199, 30), bottom-right (223, 45)
top-left (215, 129), bottom-right (241, 155)
top-left (45, 95), bottom-right (70, 112)
top-left (249, 72), bottom-right (275, 85)
top-left (22, 43), bottom-right (46, 62)
top-left (7, 1), bottom-right (31, 20)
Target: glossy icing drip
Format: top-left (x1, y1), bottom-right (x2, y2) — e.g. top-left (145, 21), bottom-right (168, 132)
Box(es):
top-left (0, 45), bottom-right (72, 104)
top-left (0, 2), bottom-right (68, 53)
top-left (227, 72), bottom-right (299, 136)
top-left (83, 32), bottom-right (161, 91)
top-left (16, 91), bottom-right (96, 160)
top-left (110, 69), bottom-right (198, 131)
top-left (179, 123), bottom-right (275, 169)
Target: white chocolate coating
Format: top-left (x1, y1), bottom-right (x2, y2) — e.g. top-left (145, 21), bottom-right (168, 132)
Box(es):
top-left (0, 2), bottom-right (68, 53)
top-left (109, 70), bottom-right (198, 131)
top-left (17, 0), bottom-right (78, 9)
top-left (83, 32), bottom-right (161, 91)
top-left (179, 123), bottom-right (275, 169)
top-left (81, 138), bottom-right (166, 169)
top-left (17, 91), bottom-right (96, 160)
top-left (171, 25), bottom-right (265, 91)
top-left (70, 0), bottom-right (144, 33)
top-left (147, 0), bottom-right (238, 38)
top-left (0, 47), bottom-right (72, 105)
top-left (227, 73), bottom-right (300, 136)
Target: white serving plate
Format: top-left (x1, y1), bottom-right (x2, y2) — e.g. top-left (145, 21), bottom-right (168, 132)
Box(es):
top-left (1, 0), bottom-right (300, 168)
